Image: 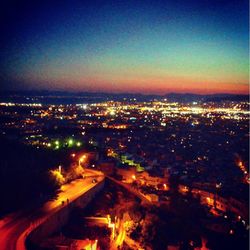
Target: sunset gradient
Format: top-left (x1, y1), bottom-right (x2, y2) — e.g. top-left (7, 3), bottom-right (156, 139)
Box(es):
top-left (1, 0), bottom-right (249, 94)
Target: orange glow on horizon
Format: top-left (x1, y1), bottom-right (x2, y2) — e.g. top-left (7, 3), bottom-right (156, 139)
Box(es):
top-left (20, 73), bottom-right (249, 95)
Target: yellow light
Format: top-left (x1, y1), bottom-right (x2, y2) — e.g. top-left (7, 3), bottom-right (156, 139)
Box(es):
top-left (79, 154), bottom-right (87, 163)
top-left (50, 169), bottom-right (65, 185)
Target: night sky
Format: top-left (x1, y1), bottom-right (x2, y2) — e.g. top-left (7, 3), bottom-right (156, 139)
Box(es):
top-left (0, 0), bottom-right (249, 94)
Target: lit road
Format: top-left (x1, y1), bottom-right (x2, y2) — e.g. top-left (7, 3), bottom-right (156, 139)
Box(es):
top-left (0, 169), bottom-right (104, 250)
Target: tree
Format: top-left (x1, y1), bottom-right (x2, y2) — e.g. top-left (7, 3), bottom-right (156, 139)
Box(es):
top-left (140, 213), bottom-right (159, 247)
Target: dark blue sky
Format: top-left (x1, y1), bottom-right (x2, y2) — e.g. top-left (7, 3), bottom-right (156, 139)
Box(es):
top-left (1, 0), bottom-right (249, 94)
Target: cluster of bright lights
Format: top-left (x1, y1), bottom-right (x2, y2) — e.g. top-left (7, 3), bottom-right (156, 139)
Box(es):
top-left (88, 101), bottom-right (249, 122)
top-left (76, 104), bottom-right (88, 109)
top-left (0, 102), bottom-right (42, 107)
top-left (46, 138), bottom-right (83, 150)
top-left (237, 161), bottom-right (250, 184)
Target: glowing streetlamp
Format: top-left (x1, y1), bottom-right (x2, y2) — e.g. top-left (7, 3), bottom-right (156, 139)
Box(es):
top-left (79, 154), bottom-right (87, 167)
top-left (68, 139), bottom-right (74, 146)
top-left (55, 140), bottom-right (60, 149)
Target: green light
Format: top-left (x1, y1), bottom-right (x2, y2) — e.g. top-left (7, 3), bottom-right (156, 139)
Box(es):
top-left (55, 145), bottom-right (60, 149)
top-left (68, 139), bottom-right (74, 145)
top-left (76, 142), bottom-right (81, 147)
top-left (55, 140), bottom-right (59, 145)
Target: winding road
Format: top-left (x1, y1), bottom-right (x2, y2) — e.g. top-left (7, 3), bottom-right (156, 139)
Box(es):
top-left (0, 169), bottom-right (104, 250)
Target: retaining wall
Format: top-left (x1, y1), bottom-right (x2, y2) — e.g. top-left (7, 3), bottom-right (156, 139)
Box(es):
top-left (26, 178), bottom-right (105, 249)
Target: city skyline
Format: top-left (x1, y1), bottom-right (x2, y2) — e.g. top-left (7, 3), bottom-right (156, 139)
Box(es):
top-left (1, 0), bottom-right (249, 94)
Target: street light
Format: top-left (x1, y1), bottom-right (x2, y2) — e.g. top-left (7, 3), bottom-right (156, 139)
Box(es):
top-left (55, 140), bottom-right (60, 149)
top-left (79, 154), bottom-right (87, 167)
top-left (68, 139), bottom-right (74, 146)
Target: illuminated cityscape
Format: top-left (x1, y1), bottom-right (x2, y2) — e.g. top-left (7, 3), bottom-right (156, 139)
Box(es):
top-left (0, 0), bottom-right (249, 249)
top-left (0, 92), bottom-right (249, 249)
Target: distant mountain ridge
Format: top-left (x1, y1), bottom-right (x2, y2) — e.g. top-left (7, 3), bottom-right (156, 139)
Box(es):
top-left (0, 90), bottom-right (249, 104)
top-left (163, 93), bottom-right (249, 102)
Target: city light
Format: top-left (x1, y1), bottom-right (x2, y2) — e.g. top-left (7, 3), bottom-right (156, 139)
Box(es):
top-left (109, 110), bottom-right (116, 116)
top-left (79, 154), bottom-right (87, 167)
top-left (68, 139), bottom-right (73, 146)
